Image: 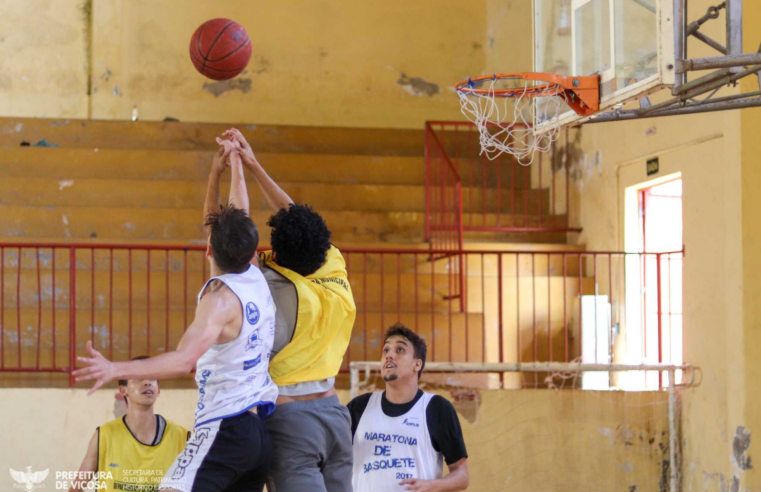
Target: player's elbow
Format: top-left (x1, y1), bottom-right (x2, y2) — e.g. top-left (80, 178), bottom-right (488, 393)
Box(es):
top-left (176, 351), bottom-right (197, 376)
top-left (450, 459), bottom-right (470, 490)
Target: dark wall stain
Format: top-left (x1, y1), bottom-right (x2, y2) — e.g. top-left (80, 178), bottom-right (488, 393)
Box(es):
top-left (730, 474), bottom-right (740, 492)
top-left (397, 73), bottom-right (440, 97)
top-left (202, 78), bottom-right (253, 98)
top-left (733, 426), bottom-right (752, 471)
top-left (249, 56), bottom-right (270, 75)
top-left (659, 459), bottom-right (669, 492)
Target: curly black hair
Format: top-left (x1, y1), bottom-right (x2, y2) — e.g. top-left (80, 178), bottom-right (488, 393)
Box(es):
top-left (268, 204), bottom-right (331, 276)
top-left (204, 204), bottom-right (259, 273)
top-left (384, 323), bottom-right (427, 379)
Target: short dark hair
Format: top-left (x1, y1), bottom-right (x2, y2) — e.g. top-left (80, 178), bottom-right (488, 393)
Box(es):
top-left (205, 205), bottom-right (259, 273)
top-left (384, 323), bottom-right (427, 379)
top-left (268, 204), bottom-right (331, 276)
top-left (118, 355), bottom-right (151, 387)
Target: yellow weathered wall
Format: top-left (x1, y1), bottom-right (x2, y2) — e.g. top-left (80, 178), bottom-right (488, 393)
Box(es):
top-left (740, 0), bottom-right (761, 489)
top-left (0, 0), bottom-right (89, 118)
top-left (573, 115), bottom-right (743, 490)
top-left (0, 387), bottom-right (670, 491)
top-left (569, 0), bottom-right (760, 489)
top-left (0, 0), bottom-right (533, 129)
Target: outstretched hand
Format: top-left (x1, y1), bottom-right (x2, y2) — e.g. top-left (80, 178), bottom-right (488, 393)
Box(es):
top-left (72, 341), bottom-right (118, 396)
top-left (223, 128), bottom-right (253, 156)
top-left (215, 137), bottom-right (242, 165)
top-left (212, 140), bottom-right (233, 175)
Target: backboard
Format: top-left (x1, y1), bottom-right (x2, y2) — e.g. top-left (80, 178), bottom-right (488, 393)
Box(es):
top-left (533, 0), bottom-right (675, 131)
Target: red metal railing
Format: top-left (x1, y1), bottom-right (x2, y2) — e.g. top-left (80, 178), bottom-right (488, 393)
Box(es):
top-left (424, 122), bottom-right (466, 309)
top-left (425, 122), bottom-right (582, 236)
top-left (0, 242), bottom-right (681, 388)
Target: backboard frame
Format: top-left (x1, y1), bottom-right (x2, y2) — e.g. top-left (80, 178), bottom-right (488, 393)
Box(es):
top-left (552, 0), bottom-right (761, 126)
top-left (533, 0), bottom-right (676, 133)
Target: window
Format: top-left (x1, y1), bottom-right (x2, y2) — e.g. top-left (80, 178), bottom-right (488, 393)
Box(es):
top-left (624, 176), bottom-right (683, 389)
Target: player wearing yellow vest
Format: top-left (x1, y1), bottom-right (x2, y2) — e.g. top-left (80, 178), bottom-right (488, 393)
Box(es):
top-left (225, 128), bottom-right (357, 492)
top-left (70, 356), bottom-right (189, 492)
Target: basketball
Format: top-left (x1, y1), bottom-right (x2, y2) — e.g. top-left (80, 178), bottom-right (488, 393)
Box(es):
top-left (189, 18), bottom-right (252, 81)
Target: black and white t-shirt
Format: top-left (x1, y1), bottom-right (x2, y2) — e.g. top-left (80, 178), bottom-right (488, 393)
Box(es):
top-left (347, 390), bottom-right (468, 491)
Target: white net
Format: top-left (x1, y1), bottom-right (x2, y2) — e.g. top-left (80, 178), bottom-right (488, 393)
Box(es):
top-left (457, 77), bottom-right (568, 165)
top-left (350, 362), bottom-right (689, 492)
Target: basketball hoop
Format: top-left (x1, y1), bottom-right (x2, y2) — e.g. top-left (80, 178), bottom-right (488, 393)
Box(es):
top-left (456, 72), bottom-right (599, 164)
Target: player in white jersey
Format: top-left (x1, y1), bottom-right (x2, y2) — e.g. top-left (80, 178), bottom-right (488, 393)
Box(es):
top-left (74, 139), bottom-right (276, 492)
top-left (348, 324), bottom-right (470, 492)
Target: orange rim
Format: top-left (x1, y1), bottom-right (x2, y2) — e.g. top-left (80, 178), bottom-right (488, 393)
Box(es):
top-left (456, 72), bottom-right (601, 115)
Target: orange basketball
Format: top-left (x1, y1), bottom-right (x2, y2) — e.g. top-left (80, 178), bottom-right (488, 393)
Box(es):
top-left (189, 18), bottom-right (252, 81)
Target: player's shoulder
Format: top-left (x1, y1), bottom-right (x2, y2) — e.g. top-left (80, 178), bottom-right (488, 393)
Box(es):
top-left (163, 418), bottom-right (188, 432)
top-left (348, 391), bottom-right (373, 409)
top-left (200, 280), bottom-right (239, 306)
top-left (99, 417), bottom-right (126, 431)
top-left (347, 392), bottom-right (374, 424)
top-left (425, 393), bottom-right (458, 415)
top-left (162, 418), bottom-right (190, 440)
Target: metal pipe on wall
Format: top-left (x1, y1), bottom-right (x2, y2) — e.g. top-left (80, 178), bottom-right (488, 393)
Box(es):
top-left (673, 0), bottom-right (688, 93)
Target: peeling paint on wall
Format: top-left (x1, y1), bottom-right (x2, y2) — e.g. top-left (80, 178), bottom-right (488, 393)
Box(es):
top-left (2, 122), bottom-right (24, 134)
top-left (202, 78), bottom-right (253, 98)
top-left (449, 389), bottom-right (480, 424)
top-left (598, 427), bottom-right (616, 446)
top-left (703, 472), bottom-right (743, 492)
top-left (397, 73), bottom-right (440, 97)
top-left (732, 426), bottom-right (752, 471)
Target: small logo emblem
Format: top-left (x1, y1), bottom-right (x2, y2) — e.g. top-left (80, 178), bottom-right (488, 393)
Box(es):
top-left (245, 302), bottom-right (260, 325)
top-left (243, 355), bottom-right (262, 370)
top-left (402, 418), bottom-right (420, 428)
top-left (245, 329), bottom-right (262, 351)
top-left (9, 467), bottom-right (49, 491)
top-left (109, 463), bottom-right (119, 468)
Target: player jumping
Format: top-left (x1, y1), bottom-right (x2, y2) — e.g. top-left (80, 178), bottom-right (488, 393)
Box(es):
top-left (224, 128), bottom-right (357, 492)
top-left (74, 139), bottom-right (277, 492)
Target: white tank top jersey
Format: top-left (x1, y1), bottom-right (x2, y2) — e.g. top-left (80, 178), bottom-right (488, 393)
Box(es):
top-left (193, 265), bottom-right (278, 427)
top-left (352, 392), bottom-right (443, 492)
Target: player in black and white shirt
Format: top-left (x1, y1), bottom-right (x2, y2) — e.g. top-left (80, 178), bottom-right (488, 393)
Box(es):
top-left (347, 323), bottom-right (470, 492)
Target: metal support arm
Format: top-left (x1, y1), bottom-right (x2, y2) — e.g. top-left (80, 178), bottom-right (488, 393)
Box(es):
top-left (678, 53), bottom-right (761, 72)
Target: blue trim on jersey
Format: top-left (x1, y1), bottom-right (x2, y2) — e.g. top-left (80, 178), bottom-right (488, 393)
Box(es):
top-left (194, 400), bottom-right (276, 428)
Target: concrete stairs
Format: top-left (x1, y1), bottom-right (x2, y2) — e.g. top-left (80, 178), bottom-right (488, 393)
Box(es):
top-left (0, 117), bottom-right (582, 388)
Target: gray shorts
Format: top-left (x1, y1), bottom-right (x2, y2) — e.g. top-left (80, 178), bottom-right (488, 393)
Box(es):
top-left (264, 395), bottom-right (353, 492)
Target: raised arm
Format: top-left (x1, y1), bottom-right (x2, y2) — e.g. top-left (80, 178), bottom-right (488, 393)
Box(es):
top-left (219, 138), bottom-right (250, 216)
top-left (204, 144), bottom-right (232, 238)
top-left (72, 285), bottom-right (238, 395)
top-left (223, 128), bottom-right (294, 212)
top-left (68, 431), bottom-right (98, 492)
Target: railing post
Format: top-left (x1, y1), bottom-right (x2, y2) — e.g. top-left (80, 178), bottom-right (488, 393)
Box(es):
top-left (668, 368), bottom-right (680, 491)
top-left (498, 254), bottom-right (504, 364)
top-left (69, 247), bottom-right (76, 388)
top-left (657, 253), bottom-right (664, 388)
top-left (456, 180), bottom-right (466, 312)
top-left (424, 123), bottom-right (431, 243)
